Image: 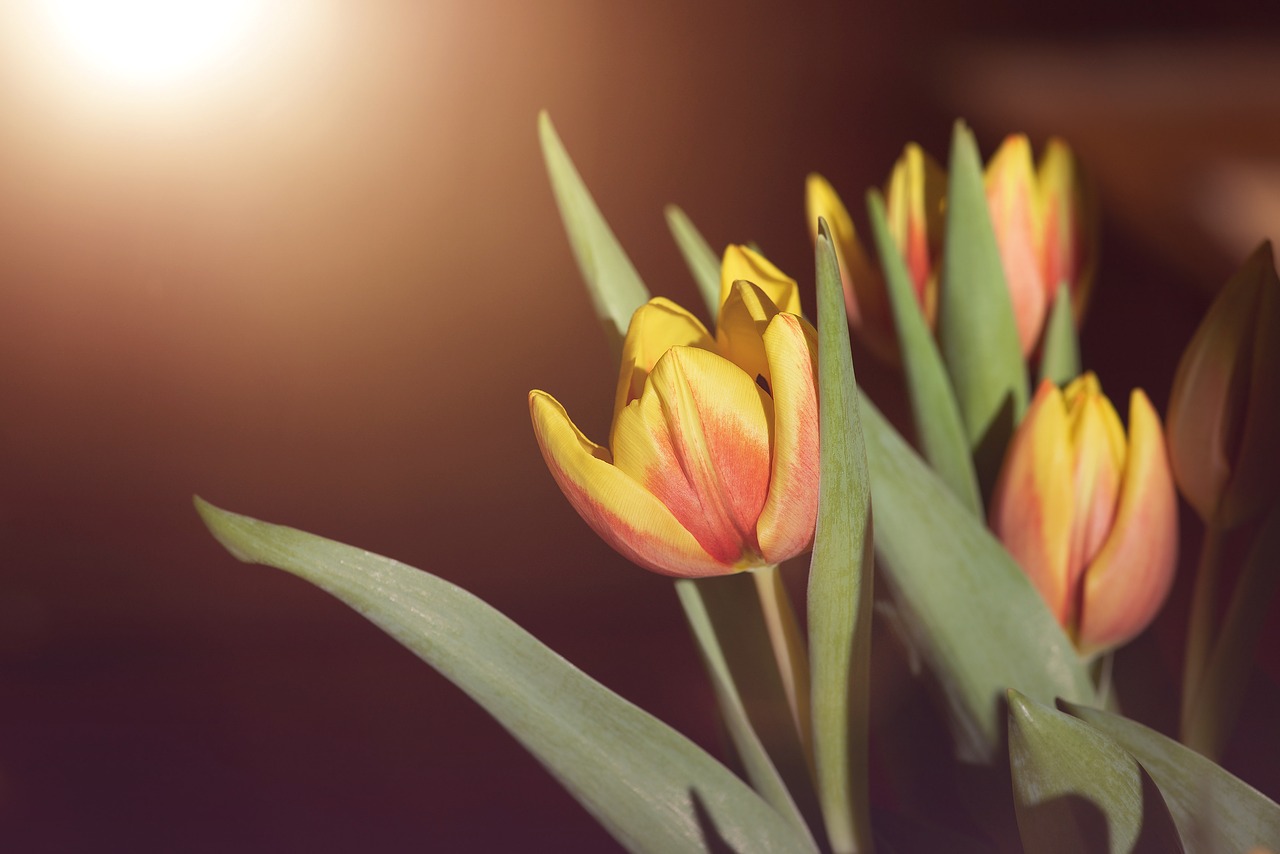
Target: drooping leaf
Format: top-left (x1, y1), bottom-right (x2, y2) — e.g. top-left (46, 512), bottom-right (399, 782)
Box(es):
top-left (1063, 700), bottom-right (1280, 853)
top-left (1039, 285), bottom-right (1081, 386)
top-left (676, 576), bottom-right (820, 846)
top-left (1008, 691), bottom-right (1184, 854)
top-left (807, 222), bottom-right (874, 853)
top-left (937, 121), bottom-right (1029, 494)
top-left (665, 204), bottom-right (723, 320)
top-left (866, 189), bottom-right (982, 516)
top-left (538, 110), bottom-right (650, 356)
top-left (857, 395), bottom-right (1095, 762)
top-left (196, 498), bottom-right (815, 854)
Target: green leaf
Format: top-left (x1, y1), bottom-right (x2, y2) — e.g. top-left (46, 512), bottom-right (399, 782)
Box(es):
top-left (538, 110), bottom-right (650, 356)
top-left (866, 189), bottom-right (982, 516)
top-left (196, 498), bottom-right (814, 854)
top-left (1008, 691), bottom-right (1184, 854)
top-left (808, 222), bottom-right (874, 853)
top-left (664, 204), bottom-right (722, 321)
top-left (675, 576), bottom-right (820, 847)
top-left (1039, 285), bottom-right (1081, 386)
top-left (937, 121), bottom-right (1029, 495)
top-left (1063, 700), bottom-right (1280, 852)
top-left (857, 394), bottom-right (1095, 762)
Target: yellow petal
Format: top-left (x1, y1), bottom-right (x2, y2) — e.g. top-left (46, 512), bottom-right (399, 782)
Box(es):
top-left (986, 134), bottom-right (1048, 355)
top-left (886, 143), bottom-right (945, 326)
top-left (756, 313), bottom-right (821, 563)
top-left (989, 380), bottom-right (1075, 624)
top-left (1076, 390), bottom-right (1178, 656)
top-left (612, 297), bottom-right (714, 427)
top-left (715, 279), bottom-right (781, 391)
top-left (529, 390), bottom-right (732, 577)
top-left (806, 173), bottom-right (897, 361)
top-left (719, 245), bottom-right (802, 317)
top-left (611, 346), bottom-right (772, 567)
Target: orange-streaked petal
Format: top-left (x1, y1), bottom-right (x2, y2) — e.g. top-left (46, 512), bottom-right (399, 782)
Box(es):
top-left (716, 279), bottom-right (781, 390)
top-left (719, 244), bottom-right (802, 317)
top-left (756, 313), bottom-right (821, 563)
top-left (806, 173), bottom-right (896, 361)
top-left (611, 346), bottom-right (772, 567)
top-left (529, 390), bottom-right (732, 577)
top-left (612, 297), bottom-right (715, 428)
top-left (1038, 138), bottom-right (1097, 322)
top-left (886, 143), bottom-right (945, 326)
top-left (1076, 389), bottom-right (1178, 656)
top-left (989, 380), bottom-right (1075, 623)
top-left (986, 134), bottom-right (1048, 355)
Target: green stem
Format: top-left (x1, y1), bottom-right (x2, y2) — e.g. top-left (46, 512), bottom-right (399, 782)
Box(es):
top-left (1180, 517), bottom-right (1226, 746)
top-left (752, 564), bottom-right (814, 767)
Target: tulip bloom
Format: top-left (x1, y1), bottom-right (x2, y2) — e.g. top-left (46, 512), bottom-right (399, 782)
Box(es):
top-left (808, 136), bottom-right (1094, 361)
top-left (989, 374), bottom-right (1178, 657)
top-left (529, 247), bottom-right (820, 578)
top-left (1166, 242), bottom-right (1280, 528)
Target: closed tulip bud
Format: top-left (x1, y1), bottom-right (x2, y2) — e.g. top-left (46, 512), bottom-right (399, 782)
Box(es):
top-left (530, 253), bottom-right (819, 577)
top-left (990, 374), bottom-right (1178, 657)
top-left (1166, 242), bottom-right (1280, 528)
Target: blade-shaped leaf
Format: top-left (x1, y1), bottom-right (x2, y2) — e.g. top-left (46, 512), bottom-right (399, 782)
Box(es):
top-left (196, 498), bottom-right (813, 854)
top-left (857, 393), bottom-right (1095, 762)
top-left (1008, 691), bottom-right (1184, 854)
top-left (676, 576), bottom-right (820, 847)
top-left (937, 121), bottom-right (1028, 494)
top-left (665, 204), bottom-right (722, 320)
top-left (1063, 700), bottom-right (1280, 853)
top-left (866, 189), bottom-right (982, 516)
top-left (539, 110), bottom-right (650, 355)
top-left (1039, 285), bottom-right (1081, 386)
top-left (807, 222), bottom-right (874, 853)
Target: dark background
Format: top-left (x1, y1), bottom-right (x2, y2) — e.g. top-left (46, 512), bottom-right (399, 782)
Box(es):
top-left (1, 1), bottom-right (1278, 850)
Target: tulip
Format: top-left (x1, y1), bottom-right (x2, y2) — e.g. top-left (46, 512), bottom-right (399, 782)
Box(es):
top-left (529, 248), bottom-right (819, 577)
top-left (1166, 242), bottom-right (1280, 529)
top-left (985, 135), bottom-right (1097, 355)
top-left (989, 374), bottom-right (1178, 657)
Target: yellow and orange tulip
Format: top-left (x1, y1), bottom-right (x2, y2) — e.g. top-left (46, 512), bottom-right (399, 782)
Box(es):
top-left (989, 374), bottom-right (1178, 657)
top-left (529, 246), bottom-right (820, 578)
top-left (1166, 242), bottom-right (1280, 528)
top-left (807, 136), bottom-right (1094, 360)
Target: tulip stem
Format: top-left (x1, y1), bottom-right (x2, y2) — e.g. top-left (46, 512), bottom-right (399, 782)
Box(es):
top-left (1180, 517), bottom-right (1227, 749)
top-left (752, 564), bottom-right (814, 765)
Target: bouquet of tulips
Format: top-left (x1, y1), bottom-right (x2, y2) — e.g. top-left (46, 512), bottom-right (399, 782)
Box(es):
top-left (196, 112), bottom-right (1280, 852)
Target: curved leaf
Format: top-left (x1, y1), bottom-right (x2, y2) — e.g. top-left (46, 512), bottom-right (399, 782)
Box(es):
top-left (1039, 284), bottom-right (1080, 386)
top-left (858, 395), bottom-right (1095, 762)
top-left (196, 498), bottom-right (813, 854)
top-left (1063, 700), bottom-right (1280, 853)
top-left (866, 189), bottom-right (982, 516)
top-left (1008, 691), bottom-right (1184, 854)
top-left (665, 204), bottom-right (722, 320)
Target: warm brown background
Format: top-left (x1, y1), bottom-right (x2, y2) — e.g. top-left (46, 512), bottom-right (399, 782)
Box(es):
top-left (1, 2), bottom-right (1278, 851)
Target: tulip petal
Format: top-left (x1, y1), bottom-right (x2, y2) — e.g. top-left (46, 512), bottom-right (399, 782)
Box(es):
top-left (530, 391), bottom-right (731, 577)
top-left (989, 380), bottom-right (1075, 623)
top-left (612, 298), bottom-right (715, 427)
top-left (806, 174), bottom-right (895, 361)
top-left (756, 313), bottom-right (821, 563)
top-left (1077, 390), bottom-right (1178, 657)
top-left (611, 347), bottom-right (773, 567)
top-left (716, 280), bottom-right (781, 393)
top-left (986, 135), bottom-right (1048, 355)
top-left (720, 245), bottom-right (802, 317)
top-left (886, 143), bottom-right (944, 326)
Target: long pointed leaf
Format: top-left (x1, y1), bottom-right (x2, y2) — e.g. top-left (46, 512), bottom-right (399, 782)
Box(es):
top-left (665, 204), bottom-right (722, 320)
top-left (1008, 691), bottom-right (1184, 853)
top-left (807, 222), bottom-right (874, 853)
top-left (1039, 285), bottom-right (1080, 385)
top-left (857, 394), bottom-right (1094, 762)
top-left (937, 121), bottom-right (1028, 493)
top-left (1063, 700), bottom-right (1280, 853)
top-left (866, 189), bottom-right (982, 516)
top-left (196, 498), bottom-right (813, 854)
top-left (538, 110), bottom-right (650, 354)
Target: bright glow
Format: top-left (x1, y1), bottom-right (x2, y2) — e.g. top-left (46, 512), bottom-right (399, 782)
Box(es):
top-left (41, 0), bottom-right (262, 87)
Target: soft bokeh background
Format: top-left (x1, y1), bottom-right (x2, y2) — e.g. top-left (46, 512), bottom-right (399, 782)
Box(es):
top-left (1, 1), bottom-right (1278, 850)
